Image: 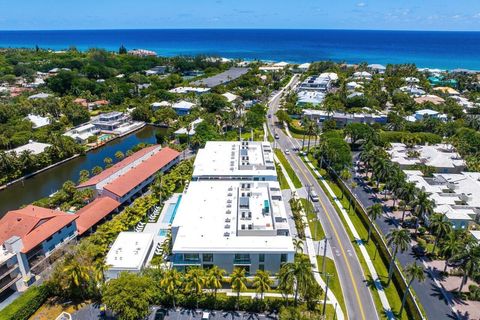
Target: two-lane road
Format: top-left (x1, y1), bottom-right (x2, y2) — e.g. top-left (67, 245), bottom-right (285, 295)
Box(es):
top-left (267, 82), bottom-right (379, 320)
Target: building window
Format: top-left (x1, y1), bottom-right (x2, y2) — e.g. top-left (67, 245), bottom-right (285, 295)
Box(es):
top-left (183, 253), bottom-right (200, 261)
top-left (280, 254), bottom-right (287, 263)
top-left (234, 254), bottom-right (250, 263)
top-left (259, 264), bottom-right (265, 271)
top-left (202, 253), bottom-right (213, 262)
top-left (259, 254), bottom-right (265, 263)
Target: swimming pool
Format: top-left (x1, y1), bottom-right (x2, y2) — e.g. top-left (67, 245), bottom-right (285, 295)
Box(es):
top-left (161, 195), bottom-right (182, 224)
top-left (158, 229), bottom-right (168, 236)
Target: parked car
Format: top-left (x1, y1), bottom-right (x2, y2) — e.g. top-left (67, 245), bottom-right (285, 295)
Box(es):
top-left (285, 149), bottom-right (290, 155)
top-left (412, 245), bottom-right (426, 256)
top-left (202, 312), bottom-right (211, 320)
top-left (275, 133), bottom-right (279, 139)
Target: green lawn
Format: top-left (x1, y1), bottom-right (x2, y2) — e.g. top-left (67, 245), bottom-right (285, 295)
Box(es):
top-left (276, 165), bottom-right (290, 190)
top-left (316, 256), bottom-right (347, 317)
top-left (304, 154), bottom-right (426, 320)
top-left (300, 198), bottom-right (325, 240)
top-left (274, 149), bottom-right (302, 188)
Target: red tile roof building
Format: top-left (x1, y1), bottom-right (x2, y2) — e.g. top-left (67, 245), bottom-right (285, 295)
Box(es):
top-left (75, 197), bottom-right (120, 236)
top-left (78, 146), bottom-right (180, 204)
top-left (0, 205), bottom-right (77, 253)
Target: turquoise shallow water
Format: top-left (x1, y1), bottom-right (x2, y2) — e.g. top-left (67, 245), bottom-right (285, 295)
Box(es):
top-left (0, 29), bottom-right (479, 70)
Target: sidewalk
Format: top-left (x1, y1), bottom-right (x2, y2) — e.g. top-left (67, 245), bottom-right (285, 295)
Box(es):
top-left (274, 154), bottom-right (345, 320)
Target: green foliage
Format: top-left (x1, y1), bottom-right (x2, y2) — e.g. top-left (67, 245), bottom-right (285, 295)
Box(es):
top-left (315, 131), bottom-right (352, 172)
top-left (379, 131), bottom-right (442, 145)
top-left (102, 272), bottom-right (154, 320)
top-left (245, 104), bottom-right (266, 129)
top-left (0, 285), bottom-right (50, 320)
top-left (199, 93), bottom-right (229, 113)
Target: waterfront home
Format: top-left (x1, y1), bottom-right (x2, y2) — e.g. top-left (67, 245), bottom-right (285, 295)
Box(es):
top-left (0, 206), bottom-right (77, 298)
top-left (404, 170), bottom-right (480, 229)
top-left (172, 100), bottom-right (196, 115)
top-left (93, 111), bottom-right (128, 131)
top-left (77, 145), bottom-right (180, 204)
top-left (414, 95), bottom-right (446, 105)
top-left (105, 232), bottom-right (154, 280)
top-left (293, 63), bottom-right (311, 73)
top-left (25, 114), bottom-right (50, 129)
top-left (9, 141), bottom-right (51, 156)
top-left (388, 143), bottom-right (466, 173)
top-left (63, 123), bottom-right (100, 143)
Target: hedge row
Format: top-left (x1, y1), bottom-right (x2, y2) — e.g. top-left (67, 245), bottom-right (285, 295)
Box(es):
top-left (287, 121), bottom-right (307, 135)
top-left (0, 285), bottom-right (50, 320)
top-left (330, 169), bottom-right (425, 320)
top-left (154, 292), bottom-right (291, 313)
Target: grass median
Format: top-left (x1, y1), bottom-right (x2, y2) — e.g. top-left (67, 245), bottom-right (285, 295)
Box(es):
top-left (274, 149), bottom-right (302, 188)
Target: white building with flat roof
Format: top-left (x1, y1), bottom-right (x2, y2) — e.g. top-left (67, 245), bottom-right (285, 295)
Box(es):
top-left (192, 141), bottom-right (277, 181)
top-left (105, 232), bottom-right (154, 280)
top-left (169, 87), bottom-right (211, 94)
top-left (298, 73), bottom-right (338, 92)
top-left (171, 180), bottom-right (294, 274)
top-left (26, 114), bottom-right (51, 129)
top-left (404, 170), bottom-right (480, 229)
top-left (389, 143), bottom-right (466, 173)
top-left (10, 141), bottom-right (51, 155)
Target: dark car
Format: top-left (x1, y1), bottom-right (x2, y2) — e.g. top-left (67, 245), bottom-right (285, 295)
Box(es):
top-left (154, 309), bottom-right (167, 320)
top-left (412, 245), bottom-right (426, 256)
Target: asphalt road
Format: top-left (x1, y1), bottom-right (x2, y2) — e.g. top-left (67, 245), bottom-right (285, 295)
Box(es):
top-left (349, 153), bottom-right (459, 320)
top-left (266, 78), bottom-right (378, 320)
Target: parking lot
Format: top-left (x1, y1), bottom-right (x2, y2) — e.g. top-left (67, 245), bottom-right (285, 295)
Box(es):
top-left (150, 308), bottom-right (278, 320)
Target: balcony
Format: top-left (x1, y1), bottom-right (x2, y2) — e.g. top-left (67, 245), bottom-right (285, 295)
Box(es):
top-left (0, 274), bottom-right (20, 293)
top-left (172, 255), bottom-right (201, 266)
top-left (233, 258), bottom-right (251, 265)
top-left (0, 263), bottom-right (19, 281)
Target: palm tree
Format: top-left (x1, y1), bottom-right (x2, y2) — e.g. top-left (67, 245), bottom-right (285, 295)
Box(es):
top-left (63, 259), bottom-right (91, 300)
top-left (91, 165), bottom-right (103, 176)
top-left (292, 239), bottom-right (304, 254)
top-left (439, 231), bottom-right (463, 273)
top-left (230, 267), bottom-right (248, 309)
top-left (412, 191), bottom-right (434, 233)
top-left (161, 269), bottom-right (182, 308)
top-left (398, 182), bottom-right (417, 222)
top-left (386, 228), bottom-right (411, 285)
top-left (399, 262), bottom-right (425, 316)
top-left (114, 151), bottom-right (125, 161)
top-left (429, 213), bottom-right (452, 255)
top-left (366, 204), bottom-right (383, 243)
top-left (78, 169), bottom-right (90, 184)
top-left (185, 267), bottom-right (206, 309)
top-left (278, 255), bottom-right (314, 305)
top-left (452, 243), bottom-right (480, 292)
top-left (306, 120), bottom-right (317, 153)
top-left (206, 266), bottom-right (226, 308)
top-left (252, 270), bottom-right (273, 300)
top-left (103, 157), bottom-right (113, 168)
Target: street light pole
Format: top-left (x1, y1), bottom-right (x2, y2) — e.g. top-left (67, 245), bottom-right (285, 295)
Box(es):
top-left (322, 236), bottom-right (329, 275)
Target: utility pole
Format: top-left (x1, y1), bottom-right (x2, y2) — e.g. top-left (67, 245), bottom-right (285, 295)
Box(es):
top-left (322, 236), bottom-right (329, 275)
top-left (322, 273), bottom-right (332, 317)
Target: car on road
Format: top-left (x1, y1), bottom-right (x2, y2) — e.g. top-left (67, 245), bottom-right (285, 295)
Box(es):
top-left (202, 312), bottom-right (210, 320)
top-left (310, 190), bottom-right (319, 202)
top-left (285, 149), bottom-right (290, 155)
top-left (274, 133), bottom-right (279, 139)
top-left (412, 244), bottom-right (426, 257)
top-left (268, 114), bottom-right (272, 118)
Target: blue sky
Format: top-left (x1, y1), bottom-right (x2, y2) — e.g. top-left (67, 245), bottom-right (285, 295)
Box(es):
top-left (1, 0), bottom-right (480, 31)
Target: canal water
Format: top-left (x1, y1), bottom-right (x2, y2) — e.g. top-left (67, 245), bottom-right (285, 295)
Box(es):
top-left (0, 126), bottom-right (164, 217)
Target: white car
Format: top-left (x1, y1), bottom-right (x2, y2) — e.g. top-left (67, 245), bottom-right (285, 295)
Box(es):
top-left (285, 149), bottom-right (290, 155)
top-left (202, 312), bottom-right (210, 320)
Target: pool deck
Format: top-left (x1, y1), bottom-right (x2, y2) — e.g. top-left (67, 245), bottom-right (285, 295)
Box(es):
top-left (143, 193), bottom-right (181, 263)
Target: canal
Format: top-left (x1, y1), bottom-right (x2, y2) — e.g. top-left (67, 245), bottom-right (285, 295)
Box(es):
top-left (0, 125), bottom-right (163, 217)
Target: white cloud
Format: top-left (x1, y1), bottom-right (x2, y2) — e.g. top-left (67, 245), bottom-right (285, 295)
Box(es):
top-left (356, 2), bottom-right (366, 7)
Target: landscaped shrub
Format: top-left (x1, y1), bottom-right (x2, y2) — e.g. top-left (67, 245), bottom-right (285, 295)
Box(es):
top-left (0, 285), bottom-right (50, 320)
top-left (468, 285), bottom-right (480, 301)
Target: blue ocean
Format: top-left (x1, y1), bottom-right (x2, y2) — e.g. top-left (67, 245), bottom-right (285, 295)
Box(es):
top-left (0, 29), bottom-right (479, 70)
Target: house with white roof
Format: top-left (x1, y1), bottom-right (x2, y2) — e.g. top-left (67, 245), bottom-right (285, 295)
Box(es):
top-left (26, 114), bottom-right (50, 129)
top-left (151, 101), bottom-right (172, 111)
top-left (352, 71), bottom-right (372, 81)
top-left (64, 123), bottom-right (100, 143)
top-left (368, 64), bottom-right (386, 74)
top-left (28, 92), bottom-right (52, 100)
top-left (346, 81), bottom-right (363, 91)
top-left (404, 170), bottom-right (480, 229)
top-left (294, 63), bottom-right (311, 73)
top-left (388, 143), bottom-right (466, 173)
top-left (105, 232), bottom-right (154, 280)
top-left (172, 101), bottom-right (196, 115)
top-left (406, 109), bottom-right (447, 122)
top-left (222, 92), bottom-right (239, 103)
top-left (174, 118), bottom-right (203, 136)
top-left (298, 73), bottom-right (338, 92)
top-left (9, 141), bottom-right (52, 155)
top-left (296, 91), bottom-right (325, 106)
top-left (169, 87), bottom-right (211, 95)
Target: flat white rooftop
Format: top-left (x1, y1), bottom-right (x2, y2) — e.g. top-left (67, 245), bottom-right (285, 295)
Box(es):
top-left (172, 180), bottom-right (293, 253)
top-left (192, 141), bottom-right (276, 180)
top-left (106, 232), bottom-right (154, 271)
top-left (389, 143), bottom-right (465, 171)
top-left (10, 141), bottom-right (51, 155)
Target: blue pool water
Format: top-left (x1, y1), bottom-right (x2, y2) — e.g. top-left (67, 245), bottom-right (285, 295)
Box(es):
top-left (161, 195), bottom-right (182, 224)
top-left (158, 229), bottom-right (168, 237)
top-left (0, 29), bottom-right (479, 70)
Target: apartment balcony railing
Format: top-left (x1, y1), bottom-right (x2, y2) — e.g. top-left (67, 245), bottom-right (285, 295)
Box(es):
top-left (233, 258), bottom-right (251, 265)
top-left (0, 263), bottom-right (19, 281)
top-left (0, 273), bottom-right (20, 293)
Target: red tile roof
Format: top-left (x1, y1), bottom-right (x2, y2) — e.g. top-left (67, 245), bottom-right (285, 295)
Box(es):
top-left (0, 205), bottom-right (77, 253)
top-left (104, 147), bottom-right (180, 197)
top-left (75, 197), bottom-right (120, 235)
top-left (78, 145), bottom-right (160, 188)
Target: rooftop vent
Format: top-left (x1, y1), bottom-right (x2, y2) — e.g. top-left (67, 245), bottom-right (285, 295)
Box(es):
top-left (223, 232), bottom-right (230, 237)
top-left (225, 224), bottom-right (230, 229)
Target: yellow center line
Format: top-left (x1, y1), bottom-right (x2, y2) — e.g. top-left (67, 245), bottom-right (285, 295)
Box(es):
top-left (289, 152), bottom-right (367, 320)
